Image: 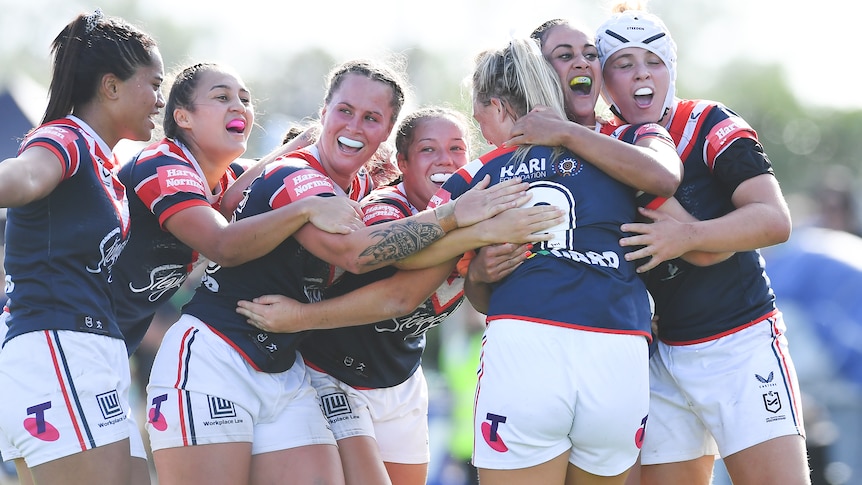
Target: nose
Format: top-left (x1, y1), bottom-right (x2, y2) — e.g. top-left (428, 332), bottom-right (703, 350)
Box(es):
top-left (634, 62), bottom-right (651, 81)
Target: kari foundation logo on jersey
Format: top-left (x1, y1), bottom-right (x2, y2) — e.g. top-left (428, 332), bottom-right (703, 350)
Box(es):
top-left (499, 157), bottom-right (548, 182)
top-left (24, 401), bottom-right (60, 441)
top-left (482, 413), bottom-right (508, 452)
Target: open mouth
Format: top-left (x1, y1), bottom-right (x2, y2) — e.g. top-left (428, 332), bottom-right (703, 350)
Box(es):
top-left (338, 136), bottom-right (364, 152)
top-left (634, 87), bottom-right (654, 107)
top-left (429, 173), bottom-right (452, 184)
top-left (569, 76), bottom-right (592, 96)
top-left (226, 119), bottom-right (246, 133)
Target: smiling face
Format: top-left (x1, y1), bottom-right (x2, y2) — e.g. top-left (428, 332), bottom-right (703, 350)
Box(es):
top-left (397, 115), bottom-right (469, 209)
top-left (602, 47), bottom-right (671, 125)
top-left (538, 24), bottom-right (601, 126)
top-left (318, 73), bottom-right (396, 189)
top-left (115, 47), bottom-right (166, 143)
top-left (176, 67), bottom-right (254, 166)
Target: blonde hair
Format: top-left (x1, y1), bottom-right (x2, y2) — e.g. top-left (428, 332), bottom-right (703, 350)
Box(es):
top-left (472, 37), bottom-right (566, 163)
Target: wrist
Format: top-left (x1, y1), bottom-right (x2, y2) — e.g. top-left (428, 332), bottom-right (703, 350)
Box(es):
top-left (434, 202), bottom-right (459, 233)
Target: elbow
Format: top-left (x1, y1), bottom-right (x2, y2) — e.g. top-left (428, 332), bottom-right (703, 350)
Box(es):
top-left (203, 245), bottom-right (248, 268)
top-left (382, 293), bottom-right (425, 318)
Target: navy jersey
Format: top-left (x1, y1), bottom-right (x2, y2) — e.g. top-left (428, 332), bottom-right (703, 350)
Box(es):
top-left (645, 100), bottom-right (778, 344)
top-left (300, 182), bottom-right (466, 389)
top-left (432, 126), bottom-right (668, 337)
top-left (4, 116), bottom-right (130, 344)
top-left (181, 146), bottom-right (371, 373)
top-left (112, 138), bottom-right (245, 355)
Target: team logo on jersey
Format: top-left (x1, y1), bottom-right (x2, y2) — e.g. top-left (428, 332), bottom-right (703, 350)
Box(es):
top-left (320, 392), bottom-right (352, 418)
top-left (553, 157), bottom-right (583, 176)
top-left (482, 413), bottom-right (509, 452)
top-left (87, 227), bottom-right (128, 278)
top-left (24, 401), bottom-right (60, 441)
top-left (96, 389), bottom-right (124, 420)
top-left (128, 263), bottom-right (189, 302)
top-left (762, 391), bottom-right (782, 413)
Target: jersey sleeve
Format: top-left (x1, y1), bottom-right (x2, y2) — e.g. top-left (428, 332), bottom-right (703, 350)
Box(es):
top-left (706, 106), bottom-right (773, 193)
top-left (21, 125), bottom-right (84, 181)
top-left (267, 163), bottom-right (339, 211)
top-left (126, 150), bottom-right (213, 229)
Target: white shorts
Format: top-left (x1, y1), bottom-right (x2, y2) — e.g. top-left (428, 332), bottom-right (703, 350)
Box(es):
top-left (146, 315), bottom-right (335, 454)
top-left (472, 319), bottom-right (649, 476)
top-left (0, 330), bottom-right (143, 467)
top-left (641, 314), bottom-right (806, 464)
top-left (311, 366), bottom-right (430, 464)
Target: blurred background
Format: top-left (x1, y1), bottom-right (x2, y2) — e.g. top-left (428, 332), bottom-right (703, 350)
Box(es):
top-left (1, 0), bottom-right (860, 483)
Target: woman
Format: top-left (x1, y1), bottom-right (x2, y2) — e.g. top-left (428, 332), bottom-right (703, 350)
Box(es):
top-left (143, 59), bottom-right (543, 485)
top-left (0, 10), bottom-right (163, 485)
top-left (236, 106), bottom-right (527, 485)
top-left (442, 37), bottom-right (680, 485)
top-left (595, 5), bottom-right (808, 485)
top-left (113, 62), bottom-right (363, 356)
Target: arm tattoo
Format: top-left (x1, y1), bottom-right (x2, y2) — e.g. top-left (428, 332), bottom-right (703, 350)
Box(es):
top-left (358, 220), bottom-right (445, 268)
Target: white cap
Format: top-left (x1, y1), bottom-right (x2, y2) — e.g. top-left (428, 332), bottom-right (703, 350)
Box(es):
top-left (595, 10), bottom-right (677, 120)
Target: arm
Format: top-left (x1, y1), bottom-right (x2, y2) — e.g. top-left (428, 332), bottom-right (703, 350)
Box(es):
top-left (236, 259), bottom-right (459, 332)
top-left (294, 176), bottom-right (532, 274)
top-left (621, 174), bottom-right (791, 272)
top-left (395, 204), bottom-right (562, 270)
top-left (0, 147), bottom-right (64, 207)
top-left (164, 195), bottom-right (364, 267)
top-left (506, 107), bottom-right (681, 197)
top-left (220, 129), bottom-right (317, 217)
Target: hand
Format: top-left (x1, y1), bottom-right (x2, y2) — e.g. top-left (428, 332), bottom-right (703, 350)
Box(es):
top-left (236, 294), bottom-right (307, 333)
top-left (505, 106), bottom-right (578, 147)
top-left (468, 243), bottom-right (531, 284)
top-left (306, 196), bottom-right (364, 234)
top-left (451, 175), bottom-right (532, 227)
top-left (620, 207), bottom-right (693, 273)
top-left (476, 204), bottom-right (565, 245)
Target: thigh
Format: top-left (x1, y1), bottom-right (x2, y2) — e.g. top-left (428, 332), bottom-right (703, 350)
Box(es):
top-left (252, 444), bottom-right (344, 485)
top-left (31, 439), bottom-right (131, 485)
top-left (153, 442), bottom-right (251, 485)
top-left (722, 434), bottom-right (810, 485)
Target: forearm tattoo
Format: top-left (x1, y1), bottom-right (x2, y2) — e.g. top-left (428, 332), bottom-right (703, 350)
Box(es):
top-left (358, 220), bottom-right (445, 267)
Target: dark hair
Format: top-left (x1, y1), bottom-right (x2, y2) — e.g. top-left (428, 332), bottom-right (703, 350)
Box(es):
top-left (42, 9), bottom-right (158, 124)
top-left (163, 63), bottom-right (219, 144)
top-left (322, 58), bottom-right (409, 124)
top-left (394, 106), bottom-right (472, 161)
top-left (530, 18), bottom-right (570, 47)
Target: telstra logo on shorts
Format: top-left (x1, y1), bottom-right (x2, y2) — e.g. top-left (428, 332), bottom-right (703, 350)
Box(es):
top-left (148, 394), bottom-right (169, 431)
top-left (25, 401), bottom-right (60, 441)
top-left (482, 413), bottom-right (508, 452)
